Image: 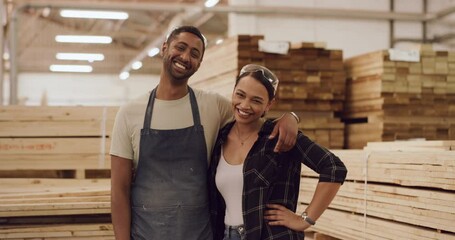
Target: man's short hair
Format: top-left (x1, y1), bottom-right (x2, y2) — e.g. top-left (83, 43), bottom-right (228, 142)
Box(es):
top-left (165, 26), bottom-right (207, 60)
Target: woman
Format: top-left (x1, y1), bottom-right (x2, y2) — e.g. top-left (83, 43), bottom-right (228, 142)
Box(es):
top-left (208, 64), bottom-right (348, 240)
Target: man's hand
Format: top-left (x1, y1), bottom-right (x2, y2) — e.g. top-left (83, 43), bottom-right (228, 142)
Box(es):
top-left (269, 112), bottom-right (299, 152)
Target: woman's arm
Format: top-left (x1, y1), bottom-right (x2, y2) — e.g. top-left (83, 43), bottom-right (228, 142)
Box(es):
top-left (111, 155), bottom-right (133, 240)
top-left (264, 132), bottom-right (347, 232)
top-left (264, 182), bottom-right (341, 232)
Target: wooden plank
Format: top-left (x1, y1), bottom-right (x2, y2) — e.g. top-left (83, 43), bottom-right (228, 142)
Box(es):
top-left (300, 178), bottom-right (455, 232)
top-left (0, 223), bottom-right (114, 239)
top-left (0, 179), bottom-right (110, 217)
top-left (0, 154), bottom-right (110, 170)
top-left (0, 138), bottom-right (110, 155)
top-left (297, 207), bottom-right (455, 240)
top-left (302, 149), bottom-right (455, 190)
top-left (365, 140), bottom-right (455, 151)
top-left (0, 106), bottom-right (118, 122)
top-left (0, 121), bottom-right (114, 137)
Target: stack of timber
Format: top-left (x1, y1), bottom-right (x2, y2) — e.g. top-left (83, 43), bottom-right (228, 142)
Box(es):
top-left (0, 106), bottom-right (118, 178)
top-left (0, 178), bottom-right (112, 239)
top-left (299, 140), bottom-right (455, 240)
top-left (0, 106), bottom-right (116, 239)
top-left (191, 35), bottom-right (346, 148)
top-left (343, 47), bottom-right (455, 149)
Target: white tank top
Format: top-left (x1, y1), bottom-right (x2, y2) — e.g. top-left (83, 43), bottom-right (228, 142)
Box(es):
top-left (215, 148), bottom-right (244, 226)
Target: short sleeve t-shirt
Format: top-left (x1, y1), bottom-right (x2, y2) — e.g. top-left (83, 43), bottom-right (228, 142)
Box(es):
top-left (110, 88), bottom-right (233, 168)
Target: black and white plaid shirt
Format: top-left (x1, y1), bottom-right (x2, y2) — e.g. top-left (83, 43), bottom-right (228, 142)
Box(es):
top-left (208, 120), bottom-right (347, 240)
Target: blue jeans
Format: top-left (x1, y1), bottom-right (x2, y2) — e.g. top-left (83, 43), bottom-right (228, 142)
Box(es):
top-left (223, 225), bottom-right (246, 240)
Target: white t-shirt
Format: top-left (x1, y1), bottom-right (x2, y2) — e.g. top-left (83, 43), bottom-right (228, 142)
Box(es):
top-left (110, 88), bottom-right (233, 168)
top-left (215, 148), bottom-right (244, 226)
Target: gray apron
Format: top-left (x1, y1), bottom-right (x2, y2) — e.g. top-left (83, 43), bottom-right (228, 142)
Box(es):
top-left (130, 87), bottom-right (212, 240)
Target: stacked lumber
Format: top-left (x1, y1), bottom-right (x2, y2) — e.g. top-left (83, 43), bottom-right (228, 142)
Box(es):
top-left (0, 224), bottom-right (114, 240)
top-left (0, 106), bottom-right (118, 178)
top-left (191, 36), bottom-right (345, 148)
top-left (0, 179), bottom-right (112, 239)
top-left (299, 140), bottom-right (455, 240)
top-left (0, 107), bottom-right (116, 238)
top-left (344, 47), bottom-right (455, 149)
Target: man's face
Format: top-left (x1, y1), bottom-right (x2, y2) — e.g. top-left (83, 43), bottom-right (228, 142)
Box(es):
top-left (161, 32), bottom-right (204, 83)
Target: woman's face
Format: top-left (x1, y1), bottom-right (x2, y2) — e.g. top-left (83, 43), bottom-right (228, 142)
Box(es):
top-left (232, 75), bottom-right (273, 124)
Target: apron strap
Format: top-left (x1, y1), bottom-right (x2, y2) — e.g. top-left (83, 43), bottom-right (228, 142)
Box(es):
top-left (142, 87), bottom-right (201, 129)
top-left (188, 87), bottom-right (202, 126)
top-left (143, 88), bottom-right (157, 130)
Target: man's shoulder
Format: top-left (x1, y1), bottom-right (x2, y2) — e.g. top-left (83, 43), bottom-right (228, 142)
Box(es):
top-left (193, 88), bottom-right (224, 99)
top-left (117, 92), bottom-right (150, 115)
top-left (192, 88), bottom-right (229, 105)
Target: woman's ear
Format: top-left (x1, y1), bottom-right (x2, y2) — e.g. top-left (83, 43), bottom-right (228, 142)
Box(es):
top-left (262, 98), bottom-right (275, 117)
top-left (265, 98), bottom-right (275, 112)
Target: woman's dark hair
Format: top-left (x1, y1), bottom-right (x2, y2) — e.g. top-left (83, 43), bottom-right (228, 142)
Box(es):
top-left (235, 71), bottom-right (276, 100)
top-left (165, 26), bottom-right (207, 60)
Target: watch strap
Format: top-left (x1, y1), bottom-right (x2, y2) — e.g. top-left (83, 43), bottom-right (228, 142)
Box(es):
top-left (301, 211), bottom-right (316, 225)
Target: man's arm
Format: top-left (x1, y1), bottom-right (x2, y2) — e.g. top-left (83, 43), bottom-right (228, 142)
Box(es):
top-left (111, 155), bottom-right (133, 240)
top-left (269, 112), bottom-right (299, 152)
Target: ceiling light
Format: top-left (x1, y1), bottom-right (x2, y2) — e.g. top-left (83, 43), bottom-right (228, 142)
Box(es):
top-left (56, 53), bottom-right (104, 62)
top-left (205, 0), bottom-right (220, 8)
top-left (60, 9), bottom-right (129, 20)
top-left (148, 47), bottom-right (160, 57)
top-left (119, 71), bottom-right (130, 80)
top-left (42, 7), bottom-right (51, 17)
top-left (50, 64), bottom-right (93, 73)
top-left (131, 61), bottom-right (143, 70)
top-left (55, 35), bottom-right (112, 44)
top-left (215, 38), bottom-right (224, 45)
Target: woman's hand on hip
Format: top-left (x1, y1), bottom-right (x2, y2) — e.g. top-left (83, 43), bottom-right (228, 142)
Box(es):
top-left (264, 204), bottom-right (310, 232)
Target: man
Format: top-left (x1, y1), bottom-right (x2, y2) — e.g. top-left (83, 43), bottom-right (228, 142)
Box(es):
top-left (110, 26), bottom-right (299, 240)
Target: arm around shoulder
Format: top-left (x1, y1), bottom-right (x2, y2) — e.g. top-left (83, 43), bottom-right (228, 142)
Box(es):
top-left (215, 93), bottom-right (233, 127)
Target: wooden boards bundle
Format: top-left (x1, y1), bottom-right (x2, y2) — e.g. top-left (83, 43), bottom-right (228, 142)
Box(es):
top-left (0, 178), bottom-right (112, 239)
top-left (190, 35), bottom-right (345, 148)
top-left (0, 106), bottom-right (118, 178)
top-left (344, 48), bottom-right (455, 149)
top-left (299, 140), bottom-right (455, 239)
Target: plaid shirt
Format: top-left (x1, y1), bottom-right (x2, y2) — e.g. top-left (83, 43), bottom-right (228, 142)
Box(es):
top-left (208, 120), bottom-right (347, 240)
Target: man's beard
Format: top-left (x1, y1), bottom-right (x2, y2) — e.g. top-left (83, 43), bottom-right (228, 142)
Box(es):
top-left (165, 57), bottom-right (197, 83)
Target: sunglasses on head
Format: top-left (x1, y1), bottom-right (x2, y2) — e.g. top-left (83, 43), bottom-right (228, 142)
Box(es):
top-left (239, 64), bottom-right (279, 93)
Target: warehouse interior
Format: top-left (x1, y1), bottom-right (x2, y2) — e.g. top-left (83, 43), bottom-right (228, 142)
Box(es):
top-left (0, 0), bottom-right (454, 239)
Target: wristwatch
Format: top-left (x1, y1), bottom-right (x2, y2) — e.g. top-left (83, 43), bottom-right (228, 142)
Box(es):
top-left (301, 212), bottom-right (316, 225)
